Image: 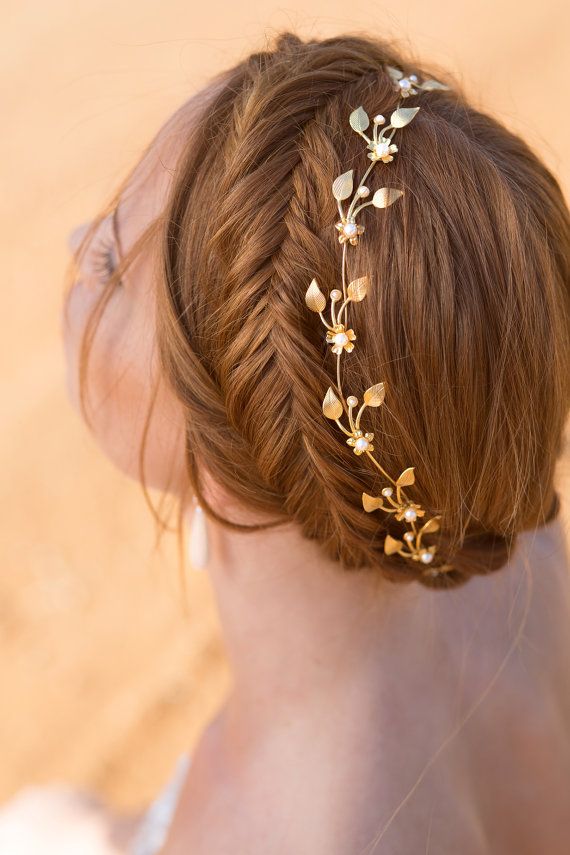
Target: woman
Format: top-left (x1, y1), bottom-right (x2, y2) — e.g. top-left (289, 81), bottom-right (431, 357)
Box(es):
top-left (42, 29), bottom-right (570, 853)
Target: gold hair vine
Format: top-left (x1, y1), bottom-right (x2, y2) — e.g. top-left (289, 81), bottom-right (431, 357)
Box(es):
top-left (305, 65), bottom-right (454, 580)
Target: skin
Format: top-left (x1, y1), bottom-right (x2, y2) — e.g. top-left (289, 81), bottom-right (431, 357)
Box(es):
top-left (62, 84), bottom-right (570, 854)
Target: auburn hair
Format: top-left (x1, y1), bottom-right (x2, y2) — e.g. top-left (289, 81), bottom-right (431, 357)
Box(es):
top-left (72, 30), bottom-right (570, 589)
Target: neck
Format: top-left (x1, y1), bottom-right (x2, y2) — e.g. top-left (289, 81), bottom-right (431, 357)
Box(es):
top-left (201, 503), bottom-right (561, 758)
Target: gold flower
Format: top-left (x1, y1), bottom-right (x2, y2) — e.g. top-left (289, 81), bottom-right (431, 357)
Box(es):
top-left (366, 138), bottom-right (399, 163)
top-left (394, 501), bottom-right (425, 523)
top-left (334, 217), bottom-right (365, 245)
top-left (346, 429), bottom-right (374, 455)
top-left (396, 75), bottom-right (419, 98)
top-left (326, 324), bottom-right (356, 355)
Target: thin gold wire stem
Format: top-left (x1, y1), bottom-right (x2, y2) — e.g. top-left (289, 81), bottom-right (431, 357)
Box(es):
top-left (334, 417), bottom-right (352, 437)
top-left (336, 298), bottom-right (350, 325)
top-left (364, 450), bottom-right (398, 485)
top-left (352, 200), bottom-right (375, 217)
top-left (347, 402), bottom-right (356, 434)
top-left (354, 403), bottom-right (367, 430)
top-left (336, 353), bottom-right (345, 407)
top-left (375, 503), bottom-right (399, 515)
top-left (318, 311), bottom-right (334, 331)
top-left (347, 161), bottom-right (377, 219)
top-left (355, 130), bottom-right (372, 145)
top-left (330, 301), bottom-right (338, 327)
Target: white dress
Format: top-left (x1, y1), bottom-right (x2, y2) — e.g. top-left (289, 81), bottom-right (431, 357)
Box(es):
top-left (130, 754), bottom-right (192, 855)
top-left (0, 754), bottom-right (192, 855)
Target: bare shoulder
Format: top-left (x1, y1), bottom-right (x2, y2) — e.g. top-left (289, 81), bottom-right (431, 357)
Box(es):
top-left (470, 698), bottom-right (570, 854)
top-left (467, 520), bottom-right (570, 854)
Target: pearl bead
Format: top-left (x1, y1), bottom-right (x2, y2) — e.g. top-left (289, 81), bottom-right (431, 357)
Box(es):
top-left (354, 437), bottom-right (369, 452)
top-left (381, 487), bottom-right (393, 497)
top-left (373, 114), bottom-right (385, 124)
top-left (403, 508), bottom-right (417, 522)
top-left (330, 289), bottom-right (342, 301)
top-left (343, 222), bottom-right (357, 236)
top-left (374, 141), bottom-right (390, 158)
top-left (347, 396), bottom-right (358, 407)
top-left (420, 551), bottom-right (434, 564)
top-left (357, 186), bottom-right (370, 197)
top-left (404, 532), bottom-right (414, 543)
top-left (333, 332), bottom-right (348, 347)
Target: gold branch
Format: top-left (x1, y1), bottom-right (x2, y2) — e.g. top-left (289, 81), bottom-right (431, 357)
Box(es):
top-left (309, 66), bottom-right (453, 580)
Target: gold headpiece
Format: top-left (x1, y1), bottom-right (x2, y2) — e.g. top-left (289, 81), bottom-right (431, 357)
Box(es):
top-left (305, 65), bottom-right (454, 580)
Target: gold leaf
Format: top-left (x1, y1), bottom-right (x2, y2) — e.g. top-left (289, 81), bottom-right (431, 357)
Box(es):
top-left (421, 516), bottom-right (441, 535)
top-left (332, 169), bottom-right (354, 201)
top-left (390, 106), bottom-right (420, 128)
top-left (396, 467), bottom-right (415, 487)
top-left (363, 382), bottom-right (386, 407)
top-left (347, 276), bottom-right (369, 302)
top-left (419, 79), bottom-right (449, 91)
top-left (322, 386), bottom-right (343, 420)
top-left (305, 278), bottom-right (326, 313)
top-left (362, 493), bottom-right (382, 513)
top-left (372, 187), bottom-right (404, 209)
top-left (349, 106), bottom-right (369, 133)
top-left (386, 65), bottom-right (403, 82)
top-left (384, 534), bottom-right (403, 555)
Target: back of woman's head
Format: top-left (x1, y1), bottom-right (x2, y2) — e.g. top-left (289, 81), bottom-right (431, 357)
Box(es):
top-left (146, 31), bottom-right (570, 589)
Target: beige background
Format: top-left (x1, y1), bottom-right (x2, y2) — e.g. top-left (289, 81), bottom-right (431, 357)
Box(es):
top-left (1, 1), bottom-right (569, 810)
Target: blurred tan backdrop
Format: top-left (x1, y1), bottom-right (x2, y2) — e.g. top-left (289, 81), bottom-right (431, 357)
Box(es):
top-left (1, 0), bottom-right (569, 810)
